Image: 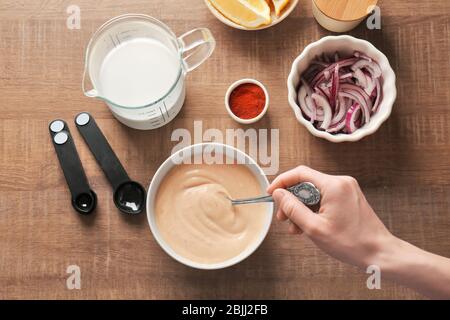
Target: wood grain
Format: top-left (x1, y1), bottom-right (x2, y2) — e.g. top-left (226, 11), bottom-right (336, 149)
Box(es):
top-left (0, 0), bottom-right (449, 299)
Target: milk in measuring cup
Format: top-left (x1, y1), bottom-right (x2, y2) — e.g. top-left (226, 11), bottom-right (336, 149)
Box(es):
top-left (83, 14), bottom-right (215, 130)
top-left (99, 38), bottom-right (180, 108)
top-left (97, 37), bottom-right (185, 130)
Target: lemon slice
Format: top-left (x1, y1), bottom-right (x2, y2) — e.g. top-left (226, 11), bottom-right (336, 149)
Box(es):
top-left (271, 0), bottom-right (290, 16)
top-left (209, 0), bottom-right (271, 28)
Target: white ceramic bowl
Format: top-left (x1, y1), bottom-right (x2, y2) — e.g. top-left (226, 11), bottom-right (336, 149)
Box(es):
top-left (204, 0), bottom-right (299, 31)
top-left (287, 35), bottom-right (397, 143)
top-left (146, 143), bottom-right (274, 270)
top-left (225, 78), bottom-right (269, 124)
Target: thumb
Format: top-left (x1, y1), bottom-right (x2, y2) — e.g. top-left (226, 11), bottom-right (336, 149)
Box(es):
top-left (272, 189), bottom-right (320, 234)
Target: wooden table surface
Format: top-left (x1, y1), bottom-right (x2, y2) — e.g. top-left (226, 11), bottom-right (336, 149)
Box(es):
top-left (0, 0), bottom-right (449, 300)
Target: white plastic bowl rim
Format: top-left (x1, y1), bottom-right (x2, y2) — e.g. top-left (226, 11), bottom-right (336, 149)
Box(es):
top-left (146, 142), bottom-right (274, 270)
top-left (287, 35), bottom-right (397, 143)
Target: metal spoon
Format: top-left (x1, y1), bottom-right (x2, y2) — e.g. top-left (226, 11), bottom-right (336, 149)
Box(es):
top-left (230, 182), bottom-right (321, 206)
top-left (75, 112), bottom-right (145, 215)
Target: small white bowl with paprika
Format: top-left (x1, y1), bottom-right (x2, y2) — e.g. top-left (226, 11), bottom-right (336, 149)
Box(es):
top-left (225, 78), bottom-right (269, 124)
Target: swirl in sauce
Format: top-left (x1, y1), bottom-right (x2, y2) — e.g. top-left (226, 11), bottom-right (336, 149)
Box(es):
top-left (155, 164), bottom-right (268, 264)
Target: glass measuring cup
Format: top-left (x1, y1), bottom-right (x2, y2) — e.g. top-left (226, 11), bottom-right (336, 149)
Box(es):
top-left (82, 14), bottom-right (215, 130)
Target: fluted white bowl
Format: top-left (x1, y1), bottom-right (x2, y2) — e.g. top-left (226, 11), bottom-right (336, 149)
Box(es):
top-left (287, 35), bottom-right (397, 143)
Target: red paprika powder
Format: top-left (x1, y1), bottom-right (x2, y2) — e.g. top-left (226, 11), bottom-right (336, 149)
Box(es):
top-left (229, 83), bottom-right (266, 119)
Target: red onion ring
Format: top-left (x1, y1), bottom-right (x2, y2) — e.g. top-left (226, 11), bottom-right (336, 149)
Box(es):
top-left (311, 93), bottom-right (332, 130)
top-left (345, 103), bottom-right (362, 133)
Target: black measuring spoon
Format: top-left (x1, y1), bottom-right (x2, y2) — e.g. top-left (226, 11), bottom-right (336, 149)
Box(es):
top-left (75, 112), bottom-right (145, 215)
top-left (49, 119), bottom-right (97, 214)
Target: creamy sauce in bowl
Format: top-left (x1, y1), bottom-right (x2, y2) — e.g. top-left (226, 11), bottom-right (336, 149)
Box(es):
top-left (154, 163), bottom-right (268, 265)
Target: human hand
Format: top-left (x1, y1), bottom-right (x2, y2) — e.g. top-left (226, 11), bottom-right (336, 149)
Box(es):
top-left (267, 166), bottom-right (395, 269)
top-left (268, 166), bottom-right (450, 298)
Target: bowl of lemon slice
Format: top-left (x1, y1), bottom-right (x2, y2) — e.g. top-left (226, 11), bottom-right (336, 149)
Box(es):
top-left (205, 0), bottom-right (299, 30)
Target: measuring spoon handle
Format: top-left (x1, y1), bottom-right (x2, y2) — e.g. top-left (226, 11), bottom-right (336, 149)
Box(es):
top-left (75, 113), bottom-right (130, 191)
top-left (49, 120), bottom-right (96, 214)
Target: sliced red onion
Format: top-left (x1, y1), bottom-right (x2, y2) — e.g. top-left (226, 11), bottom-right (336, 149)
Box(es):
top-left (305, 96), bottom-right (315, 122)
top-left (306, 96), bottom-right (325, 122)
top-left (338, 91), bottom-right (370, 125)
top-left (311, 99), bottom-right (324, 116)
top-left (331, 96), bottom-right (347, 125)
top-left (297, 51), bottom-right (383, 134)
top-left (341, 83), bottom-right (372, 107)
top-left (315, 86), bottom-right (330, 101)
top-left (311, 93), bottom-right (332, 130)
top-left (351, 59), bottom-right (382, 78)
top-left (354, 51), bottom-right (372, 62)
top-left (327, 117), bottom-right (345, 133)
top-left (364, 73), bottom-right (376, 95)
top-left (340, 83), bottom-right (373, 119)
top-left (330, 64), bottom-right (340, 109)
top-left (326, 97), bottom-right (348, 133)
top-left (345, 103), bottom-right (362, 133)
top-left (340, 77), bottom-right (354, 84)
top-left (353, 68), bottom-right (367, 88)
top-left (301, 78), bottom-right (313, 95)
top-left (311, 57), bottom-right (358, 87)
top-left (327, 118), bottom-right (346, 133)
top-left (355, 113), bottom-right (363, 128)
top-left (298, 85), bottom-right (313, 120)
top-left (340, 73), bottom-right (353, 80)
top-left (372, 78), bottom-right (382, 112)
top-left (299, 79), bottom-right (324, 122)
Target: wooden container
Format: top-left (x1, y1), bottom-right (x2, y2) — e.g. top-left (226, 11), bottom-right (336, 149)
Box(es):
top-left (312, 0), bottom-right (378, 32)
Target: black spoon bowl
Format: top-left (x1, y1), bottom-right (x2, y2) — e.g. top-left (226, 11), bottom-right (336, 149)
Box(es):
top-left (113, 181), bottom-right (146, 215)
top-left (73, 190), bottom-right (97, 214)
top-left (75, 112), bottom-right (145, 215)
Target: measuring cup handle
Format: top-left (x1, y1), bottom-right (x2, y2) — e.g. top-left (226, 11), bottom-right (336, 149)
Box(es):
top-left (178, 28), bottom-right (216, 73)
